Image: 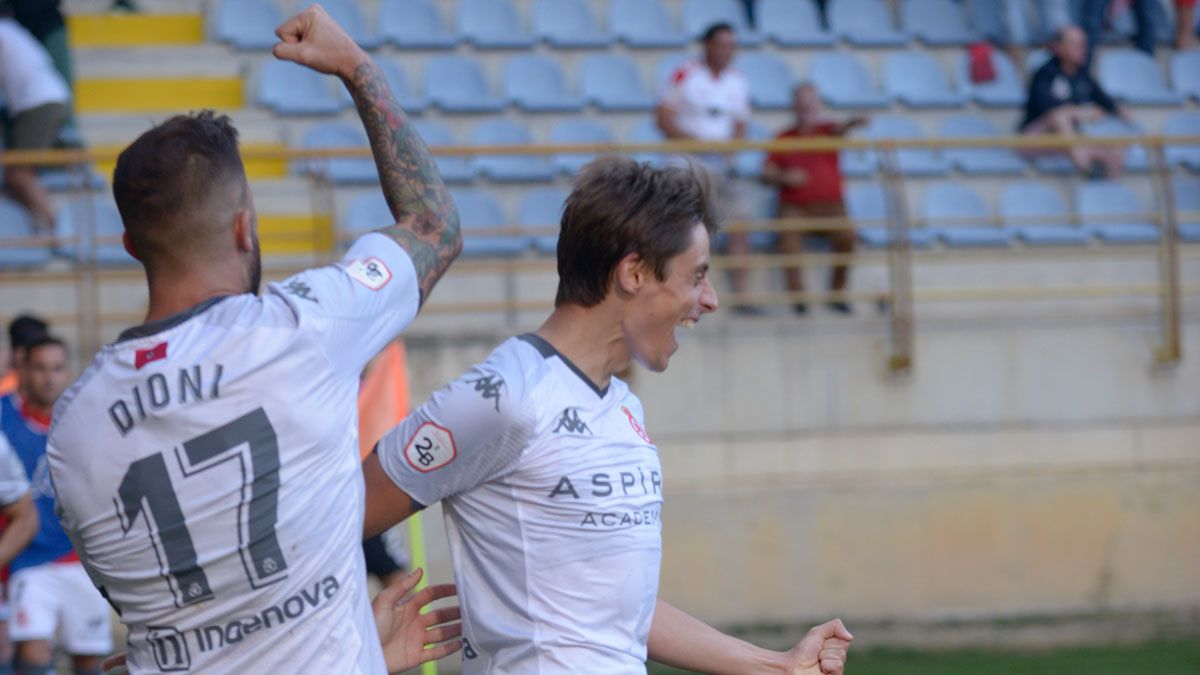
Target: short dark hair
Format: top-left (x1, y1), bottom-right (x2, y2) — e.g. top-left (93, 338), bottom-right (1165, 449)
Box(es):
top-left (702, 22), bottom-right (733, 42)
top-left (24, 334), bottom-right (66, 359)
top-left (8, 315), bottom-right (48, 351)
top-left (113, 110), bottom-right (246, 267)
top-left (555, 157), bottom-right (718, 308)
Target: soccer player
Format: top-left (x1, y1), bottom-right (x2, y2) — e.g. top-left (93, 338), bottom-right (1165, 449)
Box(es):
top-left (0, 414), bottom-right (38, 675)
top-left (363, 157), bottom-right (854, 674)
top-left (47, 7), bottom-right (462, 673)
top-left (1, 335), bottom-right (111, 675)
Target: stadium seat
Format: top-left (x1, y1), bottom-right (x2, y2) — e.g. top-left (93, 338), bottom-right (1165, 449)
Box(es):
top-left (682, 0), bottom-right (764, 45)
top-left (411, 120), bottom-right (478, 183)
top-left (628, 119), bottom-right (667, 166)
top-left (1076, 181), bottom-right (1157, 244)
top-left (379, 0), bottom-right (458, 48)
top-left (733, 120), bottom-right (770, 179)
top-left (756, 0), bottom-right (835, 46)
top-left (736, 53), bottom-right (795, 109)
top-left (581, 54), bottom-right (655, 111)
top-left (1164, 112), bottom-right (1200, 170)
top-left (38, 168), bottom-right (106, 192)
top-left (297, 123), bottom-right (376, 184)
top-left (863, 116), bottom-right (951, 176)
top-left (1024, 48), bottom-right (1051, 74)
top-left (1001, 182), bottom-right (1088, 245)
top-left (54, 198), bottom-right (136, 266)
top-left (299, 0), bottom-right (378, 49)
top-left (337, 58), bottom-right (427, 112)
top-left (449, 188), bottom-right (530, 257)
top-left (965, 0), bottom-right (1036, 46)
top-left (829, 0), bottom-right (909, 46)
top-left (549, 118), bottom-right (615, 175)
top-left (1171, 51), bottom-right (1200, 103)
top-left (341, 192), bottom-right (391, 241)
top-left (883, 52), bottom-right (967, 108)
top-left (955, 51), bottom-right (1024, 108)
top-left (902, 0), bottom-right (976, 45)
top-left (502, 55), bottom-right (584, 112)
top-left (849, 184), bottom-right (937, 248)
top-left (533, 0), bottom-right (614, 47)
top-left (938, 115), bottom-right (1026, 175)
top-left (1080, 117), bottom-right (1149, 173)
top-left (1175, 176), bottom-right (1200, 242)
top-left (808, 53), bottom-right (891, 109)
top-left (717, 182), bottom-right (777, 251)
top-left (470, 120), bottom-right (556, 182)
top-left (924, 182), bottom-right (1011, 248)
top-left (211, 0), bottom-right (280, 50)
top-left (0, 199), bottom-right (50, 269)
top-left (425, 56), bottom-right (506, 113)
top-left (458, 0), bottom-right (536, 48)
top-left (257, 60), bottom-right (343, 115)
top-left (518, 187), bottom-right (570, 253)
top-left (611, 0), bottom-right (687, 47)
top-left (1098, 49), bottom-right (1184, 106)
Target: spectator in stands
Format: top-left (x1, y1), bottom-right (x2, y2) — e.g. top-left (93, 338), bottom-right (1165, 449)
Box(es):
top-left (1176, 0), bottom-right (1197, 49)
top-left (1080, 0), bottom-right (1165, 60)
top-left (0, 17), bottom-right (70, 231)
top-left (2, 2), bottom-right (72, 109)
top-left (657, 23), bottom-right (756, 314)
top-left (1019, 25), bottom-right (1129, 179)
top-left (2, 315), bottom-right (49, 397)
top-left (762, 84), bottom-right (865, 316)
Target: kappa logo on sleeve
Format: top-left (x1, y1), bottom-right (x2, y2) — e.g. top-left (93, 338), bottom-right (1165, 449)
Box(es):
top-left (345, 257), bottom-right (392, 291)
top-left (404, 422), bottom-right (457, 472)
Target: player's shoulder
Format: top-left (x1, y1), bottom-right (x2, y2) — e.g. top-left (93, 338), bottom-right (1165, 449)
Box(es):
top-left (670, 58), bottom-right (703, 85)
top-left (467, 335), bottom-right (559, 407)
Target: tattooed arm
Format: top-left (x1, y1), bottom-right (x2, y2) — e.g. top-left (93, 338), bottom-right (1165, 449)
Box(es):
top-left (272, 6), bottom-right (461, 304)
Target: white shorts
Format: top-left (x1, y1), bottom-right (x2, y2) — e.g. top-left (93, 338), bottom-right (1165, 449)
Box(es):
top-left (8, 562), bottom-right (113, 654)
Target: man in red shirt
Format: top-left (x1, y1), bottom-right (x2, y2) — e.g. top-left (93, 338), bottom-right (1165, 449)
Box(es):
top-left (763, 84), bottom-right (866, 315)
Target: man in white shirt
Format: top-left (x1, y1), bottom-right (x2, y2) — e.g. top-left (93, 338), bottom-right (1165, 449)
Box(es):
top-left (364, 157), bottom-right (854, 675)
top-left (48, 7), bottom-right (462, 673)
top-left (657, 22), bottom-right (761, 315)
top-left (0, 17), bottom-right (70, 231)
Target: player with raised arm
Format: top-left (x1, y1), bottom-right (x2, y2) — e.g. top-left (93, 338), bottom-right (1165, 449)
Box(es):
top-left (47, 7), bottom-right (462, 673)
top-left (363, 157), bottom-right (853, 675)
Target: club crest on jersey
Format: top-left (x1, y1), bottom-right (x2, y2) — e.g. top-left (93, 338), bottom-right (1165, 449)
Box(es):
top-left (135, 342), bottom-right (168, 369)
top-left (621, 406), bottom-right (652, 444)
top-left (345, 257), bottom-right (391, 290)
top-left (404, 422), bottom-right (456, 472)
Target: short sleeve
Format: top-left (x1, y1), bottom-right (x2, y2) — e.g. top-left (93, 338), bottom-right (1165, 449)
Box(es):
top-left (658, 64), bottom-right (688, 108)
top-left (0, 435), bottom-right (29, 505)
top-left (376, 353), bottom-right (536, 507)
top-left (271, 232), bottom-right (420, 375)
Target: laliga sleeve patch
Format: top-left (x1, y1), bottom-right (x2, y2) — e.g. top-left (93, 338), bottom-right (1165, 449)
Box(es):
top-left (345, 257), bottom-right (392, 290)
top-left (404, 422), bottom-right (457, 473)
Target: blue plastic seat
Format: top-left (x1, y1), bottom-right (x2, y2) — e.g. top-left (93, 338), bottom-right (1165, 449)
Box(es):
top-left (1080, 117), bottom-right (1149, 173)
top-left (425, 55), bottom-right (506, 113)
top-left (611, 0), bottom-right (687, 47)
top-left (411, 120), bottom-right (478, 183)
top-left (470, 120), bottom-right (555, 183)
top-left (459, 0), bottom-right (536, 48)
top-left (502, 55), bottom-right (584, 112)
top-left (53, 198), bottom-right (136, 266)
top-left (450, 188), bottom-right (529, 257)
top-left (299, 0), bottom-right (378, 48)
top-left (0, 199), bottom-right (50, 269)
top-left (736, 53), bottom-right (794, 109)
top-left (549, 118), bottom-right (615, 175)
top-left (902, 0), bottom-right (976, 45)
top-left (1099, 49), bottom-right (1183, 106)
top-left (938, 115), bottom-right (1026, 175)
top-left (849, 184), bottom-right (937, 248)
top-left (923, 182), bottom-right (1010, 248)
top-left (1171, 51), bottom-right (1200, 103)
top-left (38, 168), bottom-right (106, 192)
top-left (379, 0), bottom-right (458, 48)
top-left (212, 0), bottom-right (280, 50)
top-left (682, 0), bottom-right (763, 45)
top-left (714, 182), bottom-right (777, 251)
top-left (808, 53), bottom-right (891, 109)
top-left (1002, 181), bottom-right (1088, 245)
top-left (628, 119), bottom-right (667, 166)
top-left (257, 60), bottom-right (343, 115)
top-left (965, 0), bottom-right (1035, 46)
top-left (518, 187), bottom-right (570, 253)
top-left (757, 0), bottom-right (835, 46)
top-left (883, 52), bottom-right (967, 108)
top-left (341, 192), bottom-right (392, 242)
top-left (864, 115), bottom-right (951, 176)
top-left (829, 0), bottom-right (910, 46)
top-left (337, 58), bottom-right (427, 112)
top-left (1176, 176), bottom-right (1200, 242)
top-left (955, 51), bottom-right (1024, 108)
top-left (297, 123), bottom-right (376, 184)
top-left (581, 54), bottom-right (654, 111)
top-left (1076, 181), bottom-right (1157, 244)
top-left (1164, 112), bottom-right (1200, 170)
top-left (533, 0), bottom-right (614, 47)
top-left (733, 120), bottom-right (770, 178)
top-left (1025, 48), bottom-right (1051, 75)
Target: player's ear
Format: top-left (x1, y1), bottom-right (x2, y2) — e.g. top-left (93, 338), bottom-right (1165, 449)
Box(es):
top-left (122, 232), bottom-right (142, 261)
top-left (233, 207), bottom-right (255, 254)
top-left (612, 252), bottom-right (647, 297)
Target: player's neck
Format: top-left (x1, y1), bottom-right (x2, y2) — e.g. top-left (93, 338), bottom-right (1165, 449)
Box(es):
top-left (142, 269), bottom-right (248, 325)
top-left (535, 306), bottom-right (627, 391)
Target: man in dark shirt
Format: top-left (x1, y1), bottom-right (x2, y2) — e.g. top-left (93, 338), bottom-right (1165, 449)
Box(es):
top-left (1019, 24), bottom-right (1130, 178)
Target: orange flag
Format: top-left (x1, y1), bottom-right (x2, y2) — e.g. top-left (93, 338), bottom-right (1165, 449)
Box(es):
top-left (357, 341), bottom-right (411, 460)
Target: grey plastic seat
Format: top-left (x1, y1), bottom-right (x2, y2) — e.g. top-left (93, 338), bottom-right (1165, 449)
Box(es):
top-left (53, 198), bottom-right (136, 266)
top-left (850, 184), bottom-right (937, 248)
top-left (628, 119), bottom-right (667, 166)
top-left (682, 0), bottom-right (764, 45)
top-left (808, 53), bottom-right (891, 109)
top-left (829, 0), bottom-right (910, 46)
top-left (518, 187), bottom-right (570, 253)
top-left (549, 118), bottom-right (615, 175)
top-left (939, 115), bottom-right (1026, 175)
top-left (611, 0), bottom-right (687, 47)
top-left (1175, 176), bottom-right (1200, 242)
top-left (924, 182), bottom-right (1011, 248)
top-left (737, 52), bottom-right (795, 109)
top-left (459, 0), bottom-right (536, 48)
top-left (425, 55), bottom-right (506, 112)
top-left (1002, 181), bottom-right (1088, 245)
top-left (337, 58), bottom-right (427, 112)
top-left (883, 52), bottom-right (967, 108)
top-left (1164, 112), bottom-right (1200, 170)
top-left (864, 115), bottom-right (951, 176)
top-left (502, 55), bottom-right (584, 112)
top-left (1080, 117), bottom-right (1149, 173)
top-left (450, 188), bottom-right (530, 257)
top-left (0, 199), bottom-right (50, 268)
top-left (1098, 49), bottom-right (1183, 106)
top-left (533, 0), bottom-right (614, 47)
top-left (1076, 181), bottom-right (1157, 244)
top-left (297, 122), bottom-right (376, 184)
top-left (258, 60), bottom-right (343, 115)
top-left (299, 0), bottom-right (378, 48)
top-left (342, 192), bottom-right (391, 240)
top-left (1171, 50), bottom-right (1200, 103)
top-left (411, 120), bottom-right (478, 183)
top-left (581, 54), bottom-right (655, 111)
top-left (757, 0), bottom-right (835, 46)
top-left (212, 0), bottom-right (280, 50)
top-left (470, 120), bottom-right (556, 182)
top-left (903, 0), bottom-right (976, 45)
top-left (379, 0), bottom-right (458, 48)
top-left (955, 51), bottom-right (1024, 108)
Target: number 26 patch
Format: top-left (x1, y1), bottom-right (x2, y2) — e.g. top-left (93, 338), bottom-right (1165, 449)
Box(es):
top-left (404, 422), bottom-right (457, 472)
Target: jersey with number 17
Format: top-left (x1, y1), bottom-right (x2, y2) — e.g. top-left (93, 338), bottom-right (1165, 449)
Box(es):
top-left (47, 234), bottom-right (418, 674)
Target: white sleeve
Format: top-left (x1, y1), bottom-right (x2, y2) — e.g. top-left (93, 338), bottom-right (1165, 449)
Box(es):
top-left (376, 357), bottom-right (535, 507)
top-left (271, 232), bottom-right (421, 375)
top-left (0, 434), bottom-right (29, 505)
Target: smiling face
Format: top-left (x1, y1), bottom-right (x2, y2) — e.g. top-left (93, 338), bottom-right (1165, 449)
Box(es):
top-left (623, 223), bottom-right (720, 372)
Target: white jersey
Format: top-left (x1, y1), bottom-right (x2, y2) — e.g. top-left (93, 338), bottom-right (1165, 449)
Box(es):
top-left (378, 334), bottom-right (664, 674)
top-left (659, 58), bottom-right (750, 143)
top-left (48, 233), bottom-right (419, 674)
top-left (0, 18), bottom-right (70, 113)
top-left (0, 433), bottom-right (29, 505)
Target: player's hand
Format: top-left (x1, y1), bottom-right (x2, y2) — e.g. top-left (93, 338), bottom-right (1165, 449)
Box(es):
top-left (373, 568), bottom-right (462, 673)
top-left (101, 652), bottom-right (127, 674)
top-left (782, 618), bottom-right (853, 675)
top-left (272, 4), bottom-right (368, 80)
